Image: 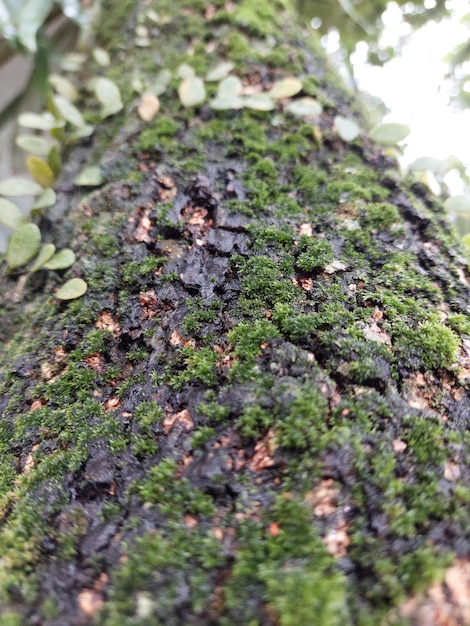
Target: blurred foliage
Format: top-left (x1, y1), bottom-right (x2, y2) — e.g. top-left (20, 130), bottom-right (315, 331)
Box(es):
top-left (298, 0), bottom-right (470, 110)
top-left (0, 0), bottom-right (86, 54)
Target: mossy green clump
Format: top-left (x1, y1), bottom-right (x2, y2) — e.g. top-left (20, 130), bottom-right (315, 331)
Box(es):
top-left (296, 235), bottom-right (334, 271)
top-left (224, 496), bottom-right (350, 625)
top-left (166, 346), bottom-right (219, 389)
top-left (394, 318), bottom-right (460, 370)
top-left (228, 319), bottom-right (281, 378)
top-left (98, 523), bottom-right (224, 624)
top-left (237, 255), bottom-right (302, 312)
top-left (363, 202), bottom-right (401, 230)
top-left (136, 458), bottom-right (216, 518)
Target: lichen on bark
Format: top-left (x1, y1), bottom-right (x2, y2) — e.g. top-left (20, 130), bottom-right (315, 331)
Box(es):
top-left (1, 0), bottom-right (470, 625)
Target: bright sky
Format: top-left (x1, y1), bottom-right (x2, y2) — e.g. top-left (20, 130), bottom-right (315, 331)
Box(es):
top-left (321, 0), bottom-right (470, 195)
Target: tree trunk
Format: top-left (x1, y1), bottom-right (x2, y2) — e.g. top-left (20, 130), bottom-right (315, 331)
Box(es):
top-left (1, 1), bottom-right (470, 624)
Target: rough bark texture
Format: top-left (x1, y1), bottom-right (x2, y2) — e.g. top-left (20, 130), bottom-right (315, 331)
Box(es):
top-left (2, 1), bottom-right (470, 624)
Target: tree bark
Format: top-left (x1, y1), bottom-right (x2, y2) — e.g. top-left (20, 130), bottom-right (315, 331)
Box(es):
top-left (1, 1), bottom-right (470, 624)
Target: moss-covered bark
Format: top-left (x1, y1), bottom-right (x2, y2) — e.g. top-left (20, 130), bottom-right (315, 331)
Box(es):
top-left (1, 0), bottom-right (470, 624)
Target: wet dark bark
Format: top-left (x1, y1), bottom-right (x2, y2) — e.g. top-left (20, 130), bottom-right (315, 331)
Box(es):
top-left (1, 1), bottom-right (470, 625)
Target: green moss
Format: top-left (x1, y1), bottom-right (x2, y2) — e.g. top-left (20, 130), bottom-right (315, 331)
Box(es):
top-left (363, 202), bottom-right (401, 230)
top-left (238, 255), bottom-right (302, 312)
top-left (196, 401), bottom-right (230, 423)
top-left (182, 298), bottom-right (219, 334)
top-left (190, 426), bottom-right (215, 448)
top-left (136, 458), bottom-right (216, 518)
top-left (224, 496), bottom-right (349, 624)
top-left (296, 235), bottom-right (334, 271)
top-left (276, 383), bottom-right (329, 450)
top-left (232, 0), bottom-right (281, 36)
top-left (393, 318), bottom-right (460, 370)
top-left (228, 319), bottom-right (281, 378)
top-left (90, 232), bottom-right (120, 257)
top-left (447, 312), bottom-right (470, 335)
top-left (248, 224), bottom-right (295, 250)
top-left (121, 257), bottom-right (167, 286)
top-left (80, 328), bottom-right (113, 356)
top-left (138, 117), bottom-right (180, 151)
top-left (98, 523), bottom-right (224, 624)
top-left (166, 346), bottom-right (219, 389)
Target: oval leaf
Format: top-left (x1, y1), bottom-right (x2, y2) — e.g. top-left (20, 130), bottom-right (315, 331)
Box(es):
top-left (33, 188), bottom-right (57, 210)
top-left (369, 123), bottom-right (410, 145)
top-left (6, 223), bottom-right (41, 268)
top-left (286, 97), bottom-right (322, 118)
top-left (210, 95), bottom-right (244, 110)
top-left (29, 243), bottom-right (56, 272)
top-left (334, 115), bottom-right (360, 142)
top-left (49, 74), bottom-right (78, 101)
top-left (409, 157), bottom-right (446, 173)
top-left (53, 95), bottom-right (86, 128)
top-left (56, 278), bottom-right (88, 300)
top-left (152, 69), bottom-right (172, 96)
top-left (177, 63), bottom-right (196, 80)
top-left (18, 112), bottom-right (63, 131)
top-left (243, 94), bottom-right (275, 111)
top-left (269, 77), bottom-right (303, 99)
top-left (16, 135), bottom-right (53, 156)
top-left (92, 77), bottom-right (123, 117)
top-left (47, 146), bottom-right (61, 177)
top-left (74, 166), bottom-right (103, 187)
top-left (178, 77), bottom-right (206, 107)
top-left (43, 248), bottom-right (76, 270)
top-left (92, 48), bottom-right (110, 67)
top-left (137, 94), bottom-right (160, 121)
top-left (217, 75), bottom-right (243, 98)
top-left (26, 157), bottom-right (55, 188)
top-left (206, 62), bottom-right (235, 82)
top-left (0, 199), bottom-right (25, 230)
top-left (444, 195), bottom-right (470, 213)
top-left (0, 177), bottom-right (43, 196)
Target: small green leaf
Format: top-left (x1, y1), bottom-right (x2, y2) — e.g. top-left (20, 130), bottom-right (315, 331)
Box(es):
top-left (16, 135), bottom-right (53, 156)
top-left (444, 195), bottom-right (470, 213)
top-left (60, 52), bottom-right (87, 72)
top-left (177, 63), bottom-right (196, 80)
top-left (49, 74), bottom-right (78, 101)
top-left (286, 97), bottom-right (322, 118)
top-left (18, 112), bottom-right (64, 131)
top-left (74, 166), bottom-right (103, 187)
top-left (151, 69), bottom-right (172, 96)
top-left (210, 95), bottom-right (244, 110)
top-left (33, 189), bottom-right (57, 210)
top-left (16, 0), bottom-right (54, 53)
top-left (0, 177), bottom-right (43, 196)
top-left (0, 199), bottom-right (25, 230)
top-left (43, 248), bottom-right (76, 270)
top-left (91, 77), bottom-right (123, 117)
top-left (217, 75), bottom-right (243, 98)
top-left (6, 223), bottom-right (41, 268)
top-left (269, 77), bottom-right (303, 99)
top-left (409, 157), bottom-right (446, 173)
top-left (92, 48), bottom-right (110, 67)
top-left (334, 115), bottom-right (360, 142)
top-left (26, 157), bottom-right (55, 188)
top-left (47, 146), bottom-right (61, 177)
top-left (56, 278), bottom-right (88, 300)
top-left (178, 78), bottom-right (206, 107)
top-left (369, 123), bottom-right (410, 145)
top-left (243, 94), bottom-right (275, 111)
top-left (462, 233), bottom-right (470, 248)
top-left (29, 243), bottom-right (56, 272)
top-left (206, 62), bottom-right (235, 82)
top-left (53, 95), bottom-right (86, 128)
